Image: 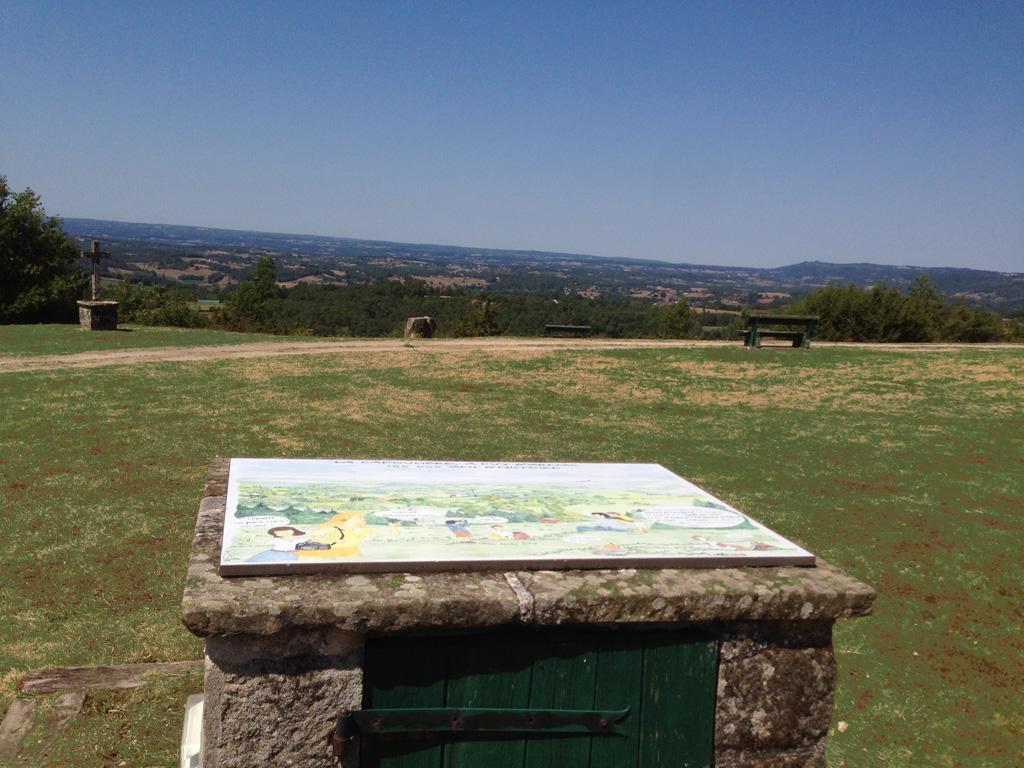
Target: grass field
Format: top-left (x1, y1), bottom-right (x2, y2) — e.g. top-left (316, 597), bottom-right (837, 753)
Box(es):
top-left (1, 328), bottom-right (1021, 766)
top-left (0, 323), bottom-right (310, 356)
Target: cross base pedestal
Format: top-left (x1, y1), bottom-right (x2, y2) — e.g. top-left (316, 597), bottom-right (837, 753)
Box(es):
top-left (77, 301), bottom-right (119, 331)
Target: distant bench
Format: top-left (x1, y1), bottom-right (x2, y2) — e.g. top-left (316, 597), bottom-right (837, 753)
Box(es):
top-left (740, 314), bottom-right (818, 349)
top-left (544, 324), bottom-right (592, 338)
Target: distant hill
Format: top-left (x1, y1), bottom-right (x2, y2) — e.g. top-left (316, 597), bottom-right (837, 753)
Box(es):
top-left (63, 218), bottom-right (1024, 313)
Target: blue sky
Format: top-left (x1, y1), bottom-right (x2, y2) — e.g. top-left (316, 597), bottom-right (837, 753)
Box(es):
top-left (2, 1), bottom-right (1021, 270)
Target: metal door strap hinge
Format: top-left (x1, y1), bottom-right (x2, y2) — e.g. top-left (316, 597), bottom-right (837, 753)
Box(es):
top-left (334, 706), bottom-right (629, 744)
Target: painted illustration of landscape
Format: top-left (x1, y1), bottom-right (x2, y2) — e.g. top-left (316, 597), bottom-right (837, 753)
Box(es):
top-left (219, 459), bottom-right (813, 574)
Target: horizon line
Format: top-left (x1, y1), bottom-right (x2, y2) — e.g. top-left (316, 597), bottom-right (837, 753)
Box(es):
top-left (59, 215), bottom-right (1021, 278)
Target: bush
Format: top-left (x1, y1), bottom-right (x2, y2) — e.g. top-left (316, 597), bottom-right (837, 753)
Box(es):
top-left (455, 297), bottom-right (499, 337)
top-left (792, 277), bottom-right (1005, 343)
top-left (109, 282), bottom-right (209, 328)
top-left (943, 302), bottom-right (1006, 342)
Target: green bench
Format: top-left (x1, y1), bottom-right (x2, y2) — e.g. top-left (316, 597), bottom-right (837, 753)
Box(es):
top-left (740, 314), bottom-right (818, 348)
top-left (544, 324), bottom-right (591, 338)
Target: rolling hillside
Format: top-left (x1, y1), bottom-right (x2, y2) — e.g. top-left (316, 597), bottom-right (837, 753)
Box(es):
top-left (63, 218), bottom-right (1024, 312)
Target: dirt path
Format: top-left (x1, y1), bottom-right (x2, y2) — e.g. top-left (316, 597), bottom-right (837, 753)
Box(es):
top-left (0, 338), bottom-right (1017, 373)
top-left (0, 338), bottom-right (717, 372)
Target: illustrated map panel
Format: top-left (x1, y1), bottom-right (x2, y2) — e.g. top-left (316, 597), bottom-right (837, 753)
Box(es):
top-left (219, 459), bottom-right (815, 575)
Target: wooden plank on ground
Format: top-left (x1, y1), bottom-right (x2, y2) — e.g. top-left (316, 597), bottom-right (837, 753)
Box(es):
top-left (21, 660), bottom-right (203, 694)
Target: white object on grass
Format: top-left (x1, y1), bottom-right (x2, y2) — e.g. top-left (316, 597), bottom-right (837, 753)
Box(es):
top-left (180, 693), bottom-right (203, 768)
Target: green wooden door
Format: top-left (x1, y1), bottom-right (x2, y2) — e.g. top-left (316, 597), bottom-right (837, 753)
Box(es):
top-left (362, 630), bottom-right (718, 768)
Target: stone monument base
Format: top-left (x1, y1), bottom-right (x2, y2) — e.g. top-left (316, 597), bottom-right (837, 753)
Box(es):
top-left (184, 459), bottom-right (875, 768)
top-left (77, 301), bottom-right (119, 331)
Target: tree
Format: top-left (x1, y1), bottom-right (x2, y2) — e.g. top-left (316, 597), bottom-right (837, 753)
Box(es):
top-left (219, 255), bottom-right (281, 330)
top-left (457, 296), bottom-right (499, 336)
top-left (0, 176), bottom-right (88, 323)
top-left (659, 299), bottom-right (699, 339)
top-left (906, 275), bottom-right (945, 341)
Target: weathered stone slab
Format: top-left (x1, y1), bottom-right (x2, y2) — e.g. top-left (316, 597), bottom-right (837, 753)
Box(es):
top-left (0, 699), bottom-right (37, 762)
top-left (45, 692), bottom-right (86, 735)
top-left (0, 692), bottom-right (85, 764)
top-left (516, 562), bottom-right (874, 626)
top-left (183, 461), bottom-right (875, 636)
top-left (203, 457), bottom-right (230, 497)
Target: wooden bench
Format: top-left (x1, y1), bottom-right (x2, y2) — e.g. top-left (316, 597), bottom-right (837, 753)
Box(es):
top-left (544, 324), bottom-right (591, 338)
top-left (740, 314), bottom-right (818, 348)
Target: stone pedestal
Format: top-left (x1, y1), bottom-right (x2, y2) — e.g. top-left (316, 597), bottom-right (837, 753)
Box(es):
top-left (201, 630), bottom-right (363, 767)
top-left (77, 300), bottom-right (119, 331)
top-left (183, 459), bottom-right (874, 768)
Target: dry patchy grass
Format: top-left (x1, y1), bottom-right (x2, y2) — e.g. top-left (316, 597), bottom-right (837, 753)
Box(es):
top-left (1, 342), bottom-right (1022, 766)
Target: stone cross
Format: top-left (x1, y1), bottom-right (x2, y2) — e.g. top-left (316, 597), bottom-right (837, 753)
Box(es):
top-left (80, 240), bottom-right (110, 301)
